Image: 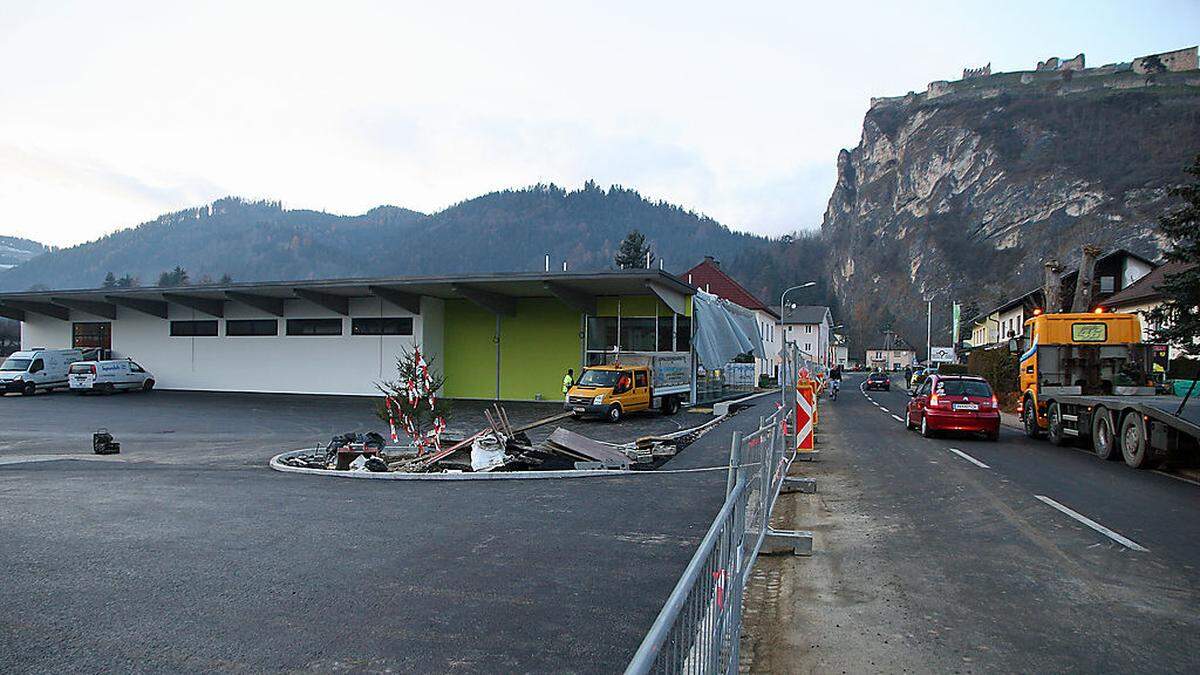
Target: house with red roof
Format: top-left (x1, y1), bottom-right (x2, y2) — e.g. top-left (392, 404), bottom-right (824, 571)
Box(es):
top-left (685, 256), bottom-right (781, 380)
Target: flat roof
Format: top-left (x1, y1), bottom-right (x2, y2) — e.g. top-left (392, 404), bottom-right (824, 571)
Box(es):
top-left (0, 270), bottom-right (696, 321)
top-left (0, 269), bottom-right (692, 303)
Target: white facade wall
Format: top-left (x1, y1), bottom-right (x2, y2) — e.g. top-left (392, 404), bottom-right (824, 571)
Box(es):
top-left (755, 309), bottom-right (781, 380)
top-left (782, 320), bottom-right (830, 366)
top-left (21, 296), bottom-right (445, 396)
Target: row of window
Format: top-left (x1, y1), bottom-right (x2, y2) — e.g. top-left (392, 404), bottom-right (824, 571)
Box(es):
top-left (584, 316), bottom-right (691, 353)
top-left (169, 318), bottom-right (414, 338)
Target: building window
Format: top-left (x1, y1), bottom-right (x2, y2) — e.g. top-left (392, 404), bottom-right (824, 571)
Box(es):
top-left (657, 317), bottom-right (674, 351)
top-left (677, 316), bottom-right (691, 352)
top-left (619, 318), bottom-right (657, 351)
top-left (73, 322), bottom-right (112, 350)
top-left (806, 325), bottom-right (813, 334)
top-left (586, 317), bottom-right (618, 351)
top-left (286, 318), bottom-right (343, 336)
top-left (226, 319), bottom-right (278, 337)
top-left (352, 317), bottom-right (414, 336)
top-left (170, 320), bottom-right (218, 337)
top-left (1100, 276), bottom-right (1115, 294)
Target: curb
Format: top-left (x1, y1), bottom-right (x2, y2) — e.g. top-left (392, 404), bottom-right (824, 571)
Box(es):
top-left (268, 390), bottom-right (778, 482)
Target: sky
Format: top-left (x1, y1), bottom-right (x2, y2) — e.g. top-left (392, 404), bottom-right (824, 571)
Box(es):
top-left (0, 1), bottom-right (1197, 247)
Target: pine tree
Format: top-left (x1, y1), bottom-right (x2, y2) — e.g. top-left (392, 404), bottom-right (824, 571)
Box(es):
top-left (376, 347), bottom-right (451, 454)
top-left (157, 266), bottom-right (190, 287)
top-left (102, 272), bottom-right (117, 288)
top-left (614, 229), bottom-right (654, 269)
top-left (219, 273), bottom-right (233, 284)
top-left (1147, 154), bottom-right (1200, 356)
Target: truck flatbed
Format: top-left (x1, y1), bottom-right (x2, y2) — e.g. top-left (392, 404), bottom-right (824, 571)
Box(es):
top-left (1056, 394), bottom-right (1200, 440)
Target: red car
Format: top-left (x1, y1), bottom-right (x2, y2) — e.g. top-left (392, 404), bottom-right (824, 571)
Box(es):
top-left (905, 375), bottom-right (1000, 441)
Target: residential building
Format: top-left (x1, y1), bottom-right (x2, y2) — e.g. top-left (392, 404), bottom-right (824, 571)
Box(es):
top-left (964, 248), bottom-right (1156, 350)
top-left (685, 256), bottom-right (781, 380)
top-left (777, 305), bottom-right (833, 367)
top-left (1101, 260), bottom-right (1195, 351)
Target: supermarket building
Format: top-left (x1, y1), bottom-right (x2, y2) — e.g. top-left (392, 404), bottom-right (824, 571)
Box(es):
top-left (0, 270), bottom-right (701, 401)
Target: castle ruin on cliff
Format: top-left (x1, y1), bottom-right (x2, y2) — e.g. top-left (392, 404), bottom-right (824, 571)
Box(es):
top-left (870, 46), bottom-right (1200, 108)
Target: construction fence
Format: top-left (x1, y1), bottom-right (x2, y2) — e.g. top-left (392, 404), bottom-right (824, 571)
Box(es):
top-left (625, 395), bottom-right (815, 674)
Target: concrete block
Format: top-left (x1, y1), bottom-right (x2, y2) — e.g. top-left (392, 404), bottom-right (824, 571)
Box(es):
top-left (781, 476), bottom-right (816, 494)
top-left (761, 528), bottom-right (813, 556)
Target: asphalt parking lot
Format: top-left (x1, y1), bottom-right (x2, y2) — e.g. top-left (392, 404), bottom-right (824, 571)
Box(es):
top-left (0, 389), bottom-right (764, 672)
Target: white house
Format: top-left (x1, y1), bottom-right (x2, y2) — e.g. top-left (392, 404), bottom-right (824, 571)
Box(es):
top-left (778, 305), bottom-right (833, 367)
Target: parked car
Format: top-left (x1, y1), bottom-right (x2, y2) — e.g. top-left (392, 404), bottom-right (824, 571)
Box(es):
top-left (905, 374), bottom-right (999, 441)
top-left (864, 372), bottom-right (891, 391)
top-left (69, 359), bottom-right (155, 394)
top-left (0, 348), bottom-right (85, 395)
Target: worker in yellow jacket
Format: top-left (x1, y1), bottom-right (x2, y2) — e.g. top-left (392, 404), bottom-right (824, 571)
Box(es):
top-left (562, 368), bottom-right (575, 396)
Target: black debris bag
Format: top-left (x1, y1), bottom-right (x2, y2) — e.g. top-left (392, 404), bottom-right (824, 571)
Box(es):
top-left (93, 429), bottom-right (120, 455)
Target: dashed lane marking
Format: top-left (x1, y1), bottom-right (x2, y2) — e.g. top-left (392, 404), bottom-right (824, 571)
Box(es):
top-left (879, 407), bottom-right (889, 413)
top-left (1034, 495), bottom-right (1149, 552)
top-left (947, 447), bottom-right (990, 469)
top-left (891, 414), bottom-right (903, 423)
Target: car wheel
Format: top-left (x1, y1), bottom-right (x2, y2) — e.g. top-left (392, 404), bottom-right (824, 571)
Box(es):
top-left (100, 383), bottom-right (115, 395)
top-left (920, 414), bottom-right (934, 438)
top-left (21, 382), bottom-right (36, 396)
top-left (1046, 402), bottom-right (1068, 447)
top-left (1120, 412), bottom-right (1153, 469)
top-left (904, 409), bottom-right (914, 430)
top-left (1023, 397), bottom-right (1044, 439)
top-left (607, 404), bottom-right (623, 423)
top-left (1091, 407), bottom-right (1119, 461)
top-left (143, 379), bottom-right (155, 392)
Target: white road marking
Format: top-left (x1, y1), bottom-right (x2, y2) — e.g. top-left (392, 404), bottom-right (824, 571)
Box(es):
top-left (891, 414), bottom-right (903, 423)
top-left (1034, 495), bottom-right (1149, 552)
top-left (879, 407), bottom-right (889, 413)
top-left (947, 447), bottom-right (990, 469)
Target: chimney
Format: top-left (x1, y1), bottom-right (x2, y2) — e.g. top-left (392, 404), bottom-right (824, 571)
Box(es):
top-left (1070, 245), bottom-right (1101, 313)
top-left (1043, 259), bottom-right (1063, 313)
top-left (704, 255), bottom-right (719, 268)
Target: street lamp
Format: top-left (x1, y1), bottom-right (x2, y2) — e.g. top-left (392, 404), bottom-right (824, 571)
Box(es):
top-left (779, 282), bottom-right (816, 411)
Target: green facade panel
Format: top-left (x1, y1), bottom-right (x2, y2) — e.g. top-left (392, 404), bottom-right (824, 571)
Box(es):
top-left (442, 297), bottom-right (582, 401)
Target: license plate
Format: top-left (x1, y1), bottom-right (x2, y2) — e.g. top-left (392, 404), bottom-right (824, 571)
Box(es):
top-left (953, 403), bottom-right (979, 411)
top-left (71, 375), bottom-right (94, 388)
top-left (574, 406), bottom-right (586, 412)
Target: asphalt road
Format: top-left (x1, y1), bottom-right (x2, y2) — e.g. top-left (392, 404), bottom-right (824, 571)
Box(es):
top-left (0, 391), bottom-right (763, 673)
top-left (741, 372), bottom-right (1200, 673)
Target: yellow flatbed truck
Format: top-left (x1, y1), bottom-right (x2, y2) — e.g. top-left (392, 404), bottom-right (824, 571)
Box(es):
top-left (565, 354), bottom-right (690, 422)
top-left (1015, 312), bottom-right (1197, 469)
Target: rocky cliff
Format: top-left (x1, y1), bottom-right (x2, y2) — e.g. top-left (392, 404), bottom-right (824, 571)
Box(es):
top-left (824, 68), bottom-right (1200, 353)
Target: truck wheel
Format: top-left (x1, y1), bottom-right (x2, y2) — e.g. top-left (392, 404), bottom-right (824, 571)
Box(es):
top-left (607, 404), bottom-right (623, 423)
top-left (661, 396), bottom-right (680, 415)
top-left (1022, 397), bottom-right (1044, 439)
top-left (1046, 402), bottom-right (1068, 447)
top-left (21, 382), bottom-right (35, 396)
top-left (1120, 412), bottom-right (1153, 469)
top-left (1091, 407), bottom-right (1119, 461)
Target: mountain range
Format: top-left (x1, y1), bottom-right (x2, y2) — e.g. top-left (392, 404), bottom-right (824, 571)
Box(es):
top-left (0, 183), bottom-right (771, 293)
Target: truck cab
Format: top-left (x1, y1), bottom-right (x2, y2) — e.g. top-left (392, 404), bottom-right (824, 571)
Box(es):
top-left (1016, 312), bottom-right (1155, 432)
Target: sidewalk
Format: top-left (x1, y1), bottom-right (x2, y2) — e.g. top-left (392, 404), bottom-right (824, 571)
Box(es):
top-left (1000, 410), bottom-right (1022, 430)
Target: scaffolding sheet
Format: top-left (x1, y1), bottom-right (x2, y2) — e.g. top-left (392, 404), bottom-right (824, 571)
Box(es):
top-left (692, 291), bottom-right (766, 370)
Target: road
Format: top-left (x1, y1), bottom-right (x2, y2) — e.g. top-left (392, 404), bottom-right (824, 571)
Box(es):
top-left (741, 372), bottom-right (1200, 673)
top-left (0, 390), bottom-right (765, 673)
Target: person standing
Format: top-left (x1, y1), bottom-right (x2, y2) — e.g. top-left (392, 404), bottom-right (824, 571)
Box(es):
top-left (562, 368), bottom-right (575, 396)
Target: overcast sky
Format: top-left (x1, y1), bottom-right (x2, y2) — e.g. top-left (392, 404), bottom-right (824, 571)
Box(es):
top-left (1, 1), bottom-right (1197, 246)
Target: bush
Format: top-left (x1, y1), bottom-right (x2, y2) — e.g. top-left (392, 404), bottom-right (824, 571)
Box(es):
top-left (937, 363), bottom-right (969, 375)
top-left (967, 349), bottom-right (1019, 396)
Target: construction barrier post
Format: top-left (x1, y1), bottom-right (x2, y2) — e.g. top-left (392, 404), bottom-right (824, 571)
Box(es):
top-left (795, 375), bottom-right (817, 460)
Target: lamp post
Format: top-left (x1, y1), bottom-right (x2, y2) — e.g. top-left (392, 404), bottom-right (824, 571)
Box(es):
top-left (779, 282), bottom-right (816, 412)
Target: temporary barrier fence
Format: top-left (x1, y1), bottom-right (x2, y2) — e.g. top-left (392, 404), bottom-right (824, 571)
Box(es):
top-left (625, 401), bottom-right (810, 675)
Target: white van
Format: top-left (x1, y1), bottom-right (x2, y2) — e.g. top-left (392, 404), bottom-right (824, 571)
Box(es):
top-left (0, 349), bottom-right (85, 396)
top-left (69, 359), bottom-right (156, 394)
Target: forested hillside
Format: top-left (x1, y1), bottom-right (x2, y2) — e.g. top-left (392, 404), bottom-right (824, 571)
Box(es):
top-left (0, 184), bottom-right (771, 290)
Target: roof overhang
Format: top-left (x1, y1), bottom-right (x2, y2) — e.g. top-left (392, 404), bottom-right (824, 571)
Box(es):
top-left (0, 270), bottom-right (696, 320)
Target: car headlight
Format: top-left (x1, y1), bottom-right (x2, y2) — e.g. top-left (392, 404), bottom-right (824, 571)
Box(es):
top-left (593, 395), bottom-right (605, 405)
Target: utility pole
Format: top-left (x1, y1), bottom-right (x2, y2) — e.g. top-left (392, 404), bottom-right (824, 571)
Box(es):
top-left (925, 293), bottom-right (934, 365)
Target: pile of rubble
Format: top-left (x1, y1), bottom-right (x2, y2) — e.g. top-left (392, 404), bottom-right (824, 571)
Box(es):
top-left (279, 403), bottom-right (704, 474)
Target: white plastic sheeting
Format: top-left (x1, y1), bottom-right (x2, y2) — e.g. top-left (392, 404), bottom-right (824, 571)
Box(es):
top-left (692, 291), bottom-right (766, 370)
